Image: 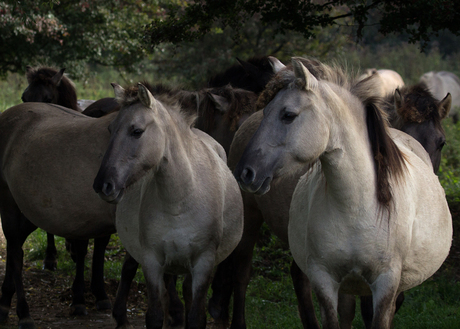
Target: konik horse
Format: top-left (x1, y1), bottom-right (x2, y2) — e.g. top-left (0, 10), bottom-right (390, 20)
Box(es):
top-left (93, 83), bottom-right (244, 329)
top-left (233, 58), bottom-right (452, 329)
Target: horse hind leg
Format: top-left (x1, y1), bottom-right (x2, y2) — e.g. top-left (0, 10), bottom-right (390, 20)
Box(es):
top-left (90, 235), bottom-right (112, 310)
top-left (0, 197), bottom-right (38, 328)
top-left (43, 232), bottom-right (57, 271)
top-left (68, 238), bottom-right (90, 315)
top-left (208, 254), bottom-right (234, 327)
top-left (112, 252), bottom-right (139, 329)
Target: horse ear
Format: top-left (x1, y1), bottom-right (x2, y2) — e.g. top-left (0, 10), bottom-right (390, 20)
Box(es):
top-left (268, 56), bottom-right (285, 73)
top-left (111, 83), bottom-right (126, 101)
top-left (207, 92), bottom-right (230, 113)
top-left (394, 89), bottom-right (403, 113)
top-left (51, 68), bottom-right (66, 86)
top-left (137, 83), bottom-right (157, 110)
top-left (439, 93), bottom-right (452, 120)
top-left (291, 57), bottom-right (318, 91)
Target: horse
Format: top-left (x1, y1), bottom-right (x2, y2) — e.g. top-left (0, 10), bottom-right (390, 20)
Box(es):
top-left (208, 56), bottom-right (284, 93)
top-left (21, 66), bottom-right (102, 276)
top-left (383, 82), bottom-right (451, 173)
top-left (93, 83), bottom-right (244, 329)
top-left (78, 82), bottom-right (258, 328)
top-left (233, 58), bottom-right (452, 329)
top-left (22, 66), bottom-right (81, 112)
top-left (419, 70), bottom-right (460, 122)
top-left (0, 103), bottom-right (119, 328)
top-left (358, 68), bottom-right (405, 98)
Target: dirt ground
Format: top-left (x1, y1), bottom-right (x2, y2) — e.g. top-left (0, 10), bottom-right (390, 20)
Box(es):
top-left (0, 203), bottom-right (459, 329)
top-left (0, 230), bottom-right (148, 329)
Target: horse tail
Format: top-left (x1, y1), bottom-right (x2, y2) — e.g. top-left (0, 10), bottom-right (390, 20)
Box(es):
top-left (366, 101), bottom-right (406, 211)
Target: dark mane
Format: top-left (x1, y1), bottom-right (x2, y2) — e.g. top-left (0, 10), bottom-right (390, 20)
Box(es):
top-left (115, 81), bottom-right (197, 127)
top-left (208, 56), bottom-right (276, 94)
top-left (25, 66), bottom-right (79, 111)
top-left (200, 85), bottom-right (257, 132)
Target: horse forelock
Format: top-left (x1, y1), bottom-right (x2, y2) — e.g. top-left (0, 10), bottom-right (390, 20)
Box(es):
top-left (116, 82), bottom-right (197, 127)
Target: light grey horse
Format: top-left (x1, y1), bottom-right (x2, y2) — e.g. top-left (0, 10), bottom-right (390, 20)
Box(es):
top-left (234, 58), bottom-right (452, 329)
top-left (93, 83), bottom-right (244, 329)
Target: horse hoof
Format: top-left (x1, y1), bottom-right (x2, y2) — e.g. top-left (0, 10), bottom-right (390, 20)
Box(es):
top-left (96, 299), bottom-right (112, 311)
top-left (208, 297), bottom-right (221, 320)
top-left (18, 317), bottom-right (36, 329)
top-left (70, 304), bottom-right (88, 316)
top-left (0, 305), bottom-right (9, 323)
top-left (115, 323), bottom-right (134, 329)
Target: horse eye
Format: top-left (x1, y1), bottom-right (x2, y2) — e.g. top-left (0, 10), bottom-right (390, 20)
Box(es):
top-left (281, 111), bottom-right (297, 124)
top-left (131, 129), bottom-right (144, 138)
top-left (438, 138), bottom-right (446, 150)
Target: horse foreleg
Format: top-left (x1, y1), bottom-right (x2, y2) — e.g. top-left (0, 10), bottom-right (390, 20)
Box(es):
top-left (43, 232), bottom-right (57, 271)
top-left (290, 261), bottom-right (320, 329)
top-left (113, 252), bottom-right (139, 329)
top-left (187, 254), bottom-right (215, 329)
top-left (308, 266), bottom-right (340, 329)
top-left (360, 289), bottom-right (405, 329)
top-left (208, 254), bottom-right (234, 326)
top-left (142, 259), bottom-right (167, 329)
top-left (69, 239), bottom-right (89, 316)
top-left (90, 235), bottom-right (112, 310)
top-left (0, 198), bottom-right (37, 329)
top-left (369, 272), bottom-right (400, 329)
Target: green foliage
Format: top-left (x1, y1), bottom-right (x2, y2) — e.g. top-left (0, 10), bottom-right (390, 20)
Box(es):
top-left (0, 0), bottom-right (156, 79)
top-left (439, 120), bottom-right (460, 201)
top-left (144, 0), bottom-right (460, 51)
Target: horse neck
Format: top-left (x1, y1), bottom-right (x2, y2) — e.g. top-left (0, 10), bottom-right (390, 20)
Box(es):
top-left (319, 99), bottom-right (378, 210)
top-left (148, 119), bottom-right (201, 206)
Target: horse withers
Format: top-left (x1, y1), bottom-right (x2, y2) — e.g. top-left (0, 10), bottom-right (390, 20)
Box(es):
top-left (93, 83), bottom-right (244, 329)
top-left (233, 58), bottom-right (452, 329)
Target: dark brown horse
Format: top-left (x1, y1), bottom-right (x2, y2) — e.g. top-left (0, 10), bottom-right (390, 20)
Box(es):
top-left (208, 56), bottom-right (285, 94)
top-left (22, 66), bottom-right (80, 112)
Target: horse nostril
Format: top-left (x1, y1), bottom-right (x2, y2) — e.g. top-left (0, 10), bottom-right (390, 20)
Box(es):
top-left (240, 167), bottom-right (255, 185)
top-left (102, 182), bottom-right (114, 196)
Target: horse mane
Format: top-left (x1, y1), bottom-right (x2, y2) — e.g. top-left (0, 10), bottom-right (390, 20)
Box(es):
top-left (258, 57), bottom-right (406, 209)
top-left (200, 85), bottom-right (257, 132)
top-left (208, 56), bottom-right (275, 94)
top-left (384, 82), bottom-right (444, 132)
top-left (114, 81), bottom-right (197, 128)
top-left (26, 66), bottom-right (79, 111)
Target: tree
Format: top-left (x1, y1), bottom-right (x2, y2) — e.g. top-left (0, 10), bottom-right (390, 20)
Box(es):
top-left (0, 0), bottom-right (157, 79)
top-left (143, 0), bottom-right (460, 51)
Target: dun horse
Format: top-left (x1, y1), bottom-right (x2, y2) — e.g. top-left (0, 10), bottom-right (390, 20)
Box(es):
top-left (233, 58), bottom-right (452, 329)
top-left (358, 68), bottom-right (405, 97)
top-left (0, 103), bottom-right (118, 328)
top-left (93, 83), bottom-right (244, 329)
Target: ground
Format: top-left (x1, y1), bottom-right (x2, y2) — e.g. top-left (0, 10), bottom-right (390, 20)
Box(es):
top-left (0, 202), bottom-right (459, 329)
